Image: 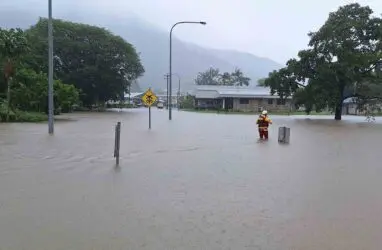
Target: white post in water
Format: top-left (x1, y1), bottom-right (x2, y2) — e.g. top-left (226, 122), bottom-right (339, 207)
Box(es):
top-left (278, 126), bottom-right (290, 144)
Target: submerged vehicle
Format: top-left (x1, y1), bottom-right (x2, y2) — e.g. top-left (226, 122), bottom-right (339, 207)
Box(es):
top-left (157, 102), bottom-right (164, 109)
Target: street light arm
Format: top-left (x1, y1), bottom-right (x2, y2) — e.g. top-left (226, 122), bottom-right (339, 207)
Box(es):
top-left (168, 20), bottom-right (206, 120)
top-left (170, 21), bottom-right (207, 33)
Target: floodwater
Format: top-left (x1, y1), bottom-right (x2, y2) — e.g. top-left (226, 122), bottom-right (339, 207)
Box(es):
top-left (1, 108), bottom-right (382, 250)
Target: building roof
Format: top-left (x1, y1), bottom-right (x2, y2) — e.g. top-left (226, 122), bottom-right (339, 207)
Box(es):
top-left (124, 92), bottom-right (144, 98)
top-left (343, 97), bottom-right (357, 104)
top-left (192, 85), bottom-right (290, 99)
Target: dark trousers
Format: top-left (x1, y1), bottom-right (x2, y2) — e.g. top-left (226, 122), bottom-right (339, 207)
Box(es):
top-left (259, 128), bottom-right (269, 139)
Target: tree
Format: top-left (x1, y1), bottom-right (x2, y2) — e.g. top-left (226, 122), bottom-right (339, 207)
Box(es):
top-left (178, 94), bottom-right (194, 109)
top-left (257, 78), bottom-right (266, 86)
top-left (25, 18), bottom-right (144, 107)
top-left (195, 67), bottom-right (221, 85)
top-left (231, 68), bottom-right (250, 86)
top-left (195, 67), bottom-right (250, 86)
top-left (0, 28), bottom-right (28, 121)
top-left (220, 72), bottom-right (232, 85)
top-left (11, 67), bottom-right (80, 113)
top-left (263, 3), bottom-right (382, 120)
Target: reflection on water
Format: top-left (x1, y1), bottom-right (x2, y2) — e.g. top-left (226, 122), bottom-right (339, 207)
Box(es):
top-left (1, 109), bottom-right (382, 250)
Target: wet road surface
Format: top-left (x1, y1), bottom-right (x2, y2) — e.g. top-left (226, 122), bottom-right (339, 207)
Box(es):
top-left (1, 108), bottom-right (382, 250)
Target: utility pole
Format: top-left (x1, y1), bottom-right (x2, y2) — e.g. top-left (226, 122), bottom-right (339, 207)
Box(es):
top-left (48, 0), bottom-right (54, 134)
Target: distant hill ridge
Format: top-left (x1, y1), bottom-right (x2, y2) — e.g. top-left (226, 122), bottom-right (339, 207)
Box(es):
top-left (0, 5), bottom-right (283, 92)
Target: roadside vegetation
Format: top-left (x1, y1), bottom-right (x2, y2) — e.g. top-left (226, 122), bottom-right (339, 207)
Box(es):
top-left (258, 3), bottom-right (382, 120)
top-left (0, 18), bottom-right (144, 122)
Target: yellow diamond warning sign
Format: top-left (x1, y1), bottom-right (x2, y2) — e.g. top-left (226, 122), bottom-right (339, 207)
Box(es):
top-left (141, 88), bottom-right (157, 107)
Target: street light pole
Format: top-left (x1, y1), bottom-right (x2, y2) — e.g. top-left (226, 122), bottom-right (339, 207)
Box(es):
top-left (48, 0), bottom-right (54, 134)
top-left (169, 21), bottom-right (206, 120)
top-left (165, 73), bottom-right (181, 110)
top-left (171, 73), bottom-right (181, 110)
top-left (177, 77), bottom-right (181, 110)
top-left (164, 74), bottom-right (169, 109)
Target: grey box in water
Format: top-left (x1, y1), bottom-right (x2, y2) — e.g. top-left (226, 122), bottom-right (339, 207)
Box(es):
top-left (278, 126), bottom-right (290, 144)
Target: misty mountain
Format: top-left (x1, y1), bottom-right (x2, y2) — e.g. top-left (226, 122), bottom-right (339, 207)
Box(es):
top-left (0, 7), bottom-right (283, 92)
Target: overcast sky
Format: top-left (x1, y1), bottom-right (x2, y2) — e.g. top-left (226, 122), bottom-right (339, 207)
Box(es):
top-left (4, 0), bottom-right (382, 64)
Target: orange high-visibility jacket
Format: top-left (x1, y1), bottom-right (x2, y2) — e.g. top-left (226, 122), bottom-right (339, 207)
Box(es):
top-left (256, 115), bottom-right (272, 130)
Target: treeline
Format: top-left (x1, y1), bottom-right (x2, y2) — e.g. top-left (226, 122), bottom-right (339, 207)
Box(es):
top-left (261, 3), bottom-right (382, 120)
top-left (195, 67), bottom-right (250, 86)
top-left (0, 18), bottom-right (144, 121)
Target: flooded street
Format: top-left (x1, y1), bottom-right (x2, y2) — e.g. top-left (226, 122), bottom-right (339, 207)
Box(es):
top-left (1, 108), bottom-right (382, 250)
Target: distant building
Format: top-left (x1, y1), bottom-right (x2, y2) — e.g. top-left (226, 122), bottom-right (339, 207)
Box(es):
top-left (124, 92), bottom-right (144, 105)
top-left (156, 90), bottom-right (185, 108)
top-left (191, 85), bottom-right (293, 112)
top-left (342, 97), bottom-right (358, 115)
top-left (342, 97), bottom-right (382, 115)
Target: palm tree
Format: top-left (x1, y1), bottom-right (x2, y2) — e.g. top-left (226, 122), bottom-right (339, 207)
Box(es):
top-left (220, 72), bottom-right (232, 85)
top-left (231, 68), bottom-right (250, 86)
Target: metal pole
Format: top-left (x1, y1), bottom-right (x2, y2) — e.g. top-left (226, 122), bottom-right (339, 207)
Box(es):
top-left (165, 74), bottom-right (169, 109)
top-left (48, 0), bottom-right (54, 134)
top-left (177, 78), bottom-right (181, 110)
top-left (169, 21), bottom-right (206, 120)
top-left (169, 30), bottom-right (173, 120)
top-left (149, 106), bottom-right (151, 129)
top-left (114, 122), bottom-right (121, 165)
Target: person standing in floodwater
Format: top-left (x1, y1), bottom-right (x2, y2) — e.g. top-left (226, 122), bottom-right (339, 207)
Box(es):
top-left (256, 110), bottom-right (272, 140)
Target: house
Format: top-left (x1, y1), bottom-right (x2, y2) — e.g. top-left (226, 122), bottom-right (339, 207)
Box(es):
top-left (124, 92), bottom-right (145, 105)
top-left (191, 85), bottom-right (293, 112)
top-left (342, 97), bottom-right (382, 115)
top-left (342, 97), bottom-right (358, 115)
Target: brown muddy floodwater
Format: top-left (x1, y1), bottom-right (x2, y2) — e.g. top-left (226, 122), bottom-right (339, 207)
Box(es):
top-left (1, 108), bottom-right (382, 250)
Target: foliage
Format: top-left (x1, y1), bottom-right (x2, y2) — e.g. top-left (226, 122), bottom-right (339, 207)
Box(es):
top-left (0, 28), bottom-right (28, 80)
top-left (10, 68), bottom-right (80, 113)
top-left (230, 68), bottom-right (250, 86)
top-left (0, 100), bottom-right (47, 122)
top-left (1, 18), bottom-right (145, 122)
top-left (0, 28), bottom-right (29, 121)
top-left (179, 94), bottom-right (195, 109)
top-left (25, 18), bottom-right (144, 107)
top-left (195, 67), bottom-right (250, 86)
top-left (195, 67), bottom-right (221, 85)
top-left (257, 78), bottom-right (266, 86)
top-left (12, 111), bottom-right (47, 122)
top-left (0, 26), bottom-right (81, 121)
top-left (262, 3), bottom-right (382, 120)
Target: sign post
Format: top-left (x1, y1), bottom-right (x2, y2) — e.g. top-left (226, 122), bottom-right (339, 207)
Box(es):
top-left (141, 88), bottom-right (157, 129)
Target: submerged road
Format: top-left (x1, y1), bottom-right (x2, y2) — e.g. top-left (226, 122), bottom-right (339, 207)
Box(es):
top-left (1, 109), bottom-right (382, 250)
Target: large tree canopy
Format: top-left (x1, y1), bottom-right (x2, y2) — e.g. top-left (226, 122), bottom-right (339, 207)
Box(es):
top-left (11, 68), bottom-right (79, 113)
top-left (263, 3), bottom-right (382, 120)
top-left (0, 28), bottom-right (29, 121)
top-left (25, 18), bottom-right (144, 106)
top-left (1, 18), bottom-right (144, 121)
top-left (195, 67), bottom-right (250, 86)
top-left (0, 27), bottom-right (80, 121)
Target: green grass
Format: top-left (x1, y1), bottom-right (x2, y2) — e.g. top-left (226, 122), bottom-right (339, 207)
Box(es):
top-left (14, 111), bottom-right (48, 122)
top-left (0, 110), bottom-right (48, 123)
